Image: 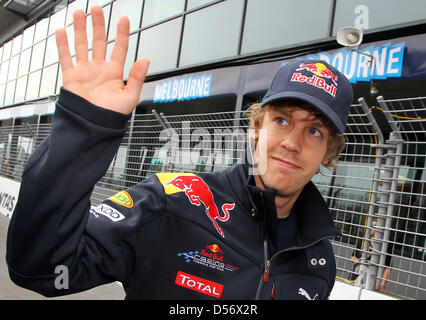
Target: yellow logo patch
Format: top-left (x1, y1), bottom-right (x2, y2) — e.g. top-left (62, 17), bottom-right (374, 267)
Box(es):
top-left (155, 172), bottom-right (196, 195)
top-left (108, 190), bottom-right (134, 208)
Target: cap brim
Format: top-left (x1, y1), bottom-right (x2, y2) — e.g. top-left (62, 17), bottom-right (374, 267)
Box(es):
top-left (260, 91), bottom-right (345, 133)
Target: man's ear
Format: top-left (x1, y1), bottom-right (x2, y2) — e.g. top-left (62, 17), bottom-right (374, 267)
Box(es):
top-left (248, 128), bottom-right (259, 144)
top-left (253, 129), bottom-right (259, 141)
top-left (321, 157), bottom-right (330, 166)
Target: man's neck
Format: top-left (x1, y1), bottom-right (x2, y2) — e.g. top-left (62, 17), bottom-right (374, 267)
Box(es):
top-left (253, 174), bottom-right (301, 219)
top-left (274, 194), bottom-right (299, 219)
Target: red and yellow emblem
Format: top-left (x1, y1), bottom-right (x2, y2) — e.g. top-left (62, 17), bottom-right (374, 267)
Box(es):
top-left (108, 190), bottom-right (134, 208)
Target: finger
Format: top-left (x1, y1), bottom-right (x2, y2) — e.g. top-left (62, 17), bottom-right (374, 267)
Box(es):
top-left (126, 58), bottom-right (150, 98)
top-left (55, 28), bottom-right (73, 72)
top-left (110, 16), bottom-right (130, 67)
top-left (90, 6), bottom-right (106, 60)
top-left (73, 9), bottom-right (88, 63)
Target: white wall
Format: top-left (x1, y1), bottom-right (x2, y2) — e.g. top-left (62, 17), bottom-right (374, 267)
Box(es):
top-left (330, 280), bottom-right (399, 300)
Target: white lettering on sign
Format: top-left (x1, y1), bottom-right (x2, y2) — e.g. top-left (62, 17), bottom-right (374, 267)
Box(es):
top-left (286, 41), bottom-right (405, 83)
top-left (154, 74), bottom-right (212, 103)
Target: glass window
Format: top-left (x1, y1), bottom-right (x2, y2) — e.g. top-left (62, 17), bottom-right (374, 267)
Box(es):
top-left (142, 0), bottom-right (184, 27)
top-left (44, 35), bottom-right (59, 66)
top-left (0, 83), bottom-right (5, 105)
top-left (7, 55), bottom-right (19, 81)
top-left (4, 80), bottom-right (16, 105)
top-left (2, 40), bottom-right (12, 62)
top-left (108, 0), bottom-right (142, 41)
top-left (18, 48), bottom-right (31, 77)
top-left (14, 76), bottom-right (28, 103)
top-left (66, 0), bottom-right (88, 26)
top-left (0, 46), bottom-right (3, 62)
top-left (88, 0), bottom-right (112, 8)
top-left (107, 32), bottom-right (138, 80)
top-left (22, 25), bottom-right (35, 50)
top-left (333, 0), bottom-right (426, 34)
top-left (137, 17), bottom-right (182, 74)
top-left (34, 17), bottom-right (49, 43)
top-left (241, 0), bottom-right (332, 55)
top-left (48, 7), bottom-right (67, 35)
top-left (30, 40), bottom-right (46, 72)
top-left (11, 35), bottom-right (23, 57)
top-left (40, 64), bottom-right (59, 98)
top-left (0, 60), bottom-right (9, 84)
top-left (187, 0), bottom-right (217, 10)
top-left (180, 0), bottom-right (244, 67)
top-left (26, 70), bottom-right (42, 100)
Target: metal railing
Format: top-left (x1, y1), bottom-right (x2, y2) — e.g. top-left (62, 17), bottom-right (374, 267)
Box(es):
top-left (0, 96), bottom-right (425, 299)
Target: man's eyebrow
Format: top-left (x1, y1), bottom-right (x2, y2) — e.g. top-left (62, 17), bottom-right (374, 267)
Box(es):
top-left (272, 107), bottom-right (328, 127)
top-left (271, 107), bottom-right (293, 117)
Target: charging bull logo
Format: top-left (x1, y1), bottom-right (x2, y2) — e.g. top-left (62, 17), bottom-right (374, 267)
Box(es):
top-left (165, 175), bottom-right (235, 238)
top-left (206, 244), bottom-right (222, 254)
top-left (297, 62), bottom-right (338, 85)
top-left (290, 62), bottom-right (338, 97)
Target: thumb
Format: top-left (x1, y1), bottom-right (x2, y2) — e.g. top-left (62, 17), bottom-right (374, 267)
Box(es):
top-left (126, 58), bottom-right (150, 100)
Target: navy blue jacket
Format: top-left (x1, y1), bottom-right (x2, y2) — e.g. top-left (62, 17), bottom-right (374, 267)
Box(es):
top-left (6, 88), bottom-right (341, 300)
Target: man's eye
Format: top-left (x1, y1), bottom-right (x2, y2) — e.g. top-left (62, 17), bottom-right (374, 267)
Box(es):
top-left (308, 127), bottom-right (321, 137)
top-left (277, 118), bottom-right (289, 126)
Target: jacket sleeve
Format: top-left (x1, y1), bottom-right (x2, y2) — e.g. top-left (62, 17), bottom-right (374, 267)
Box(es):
top-left (324, 239), bottom-right (337, 299)
top-left (6, 88), bottom-right (164, 297)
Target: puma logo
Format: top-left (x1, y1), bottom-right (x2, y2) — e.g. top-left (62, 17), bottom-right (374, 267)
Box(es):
top-left (298, 288), bottom-right (318, 300)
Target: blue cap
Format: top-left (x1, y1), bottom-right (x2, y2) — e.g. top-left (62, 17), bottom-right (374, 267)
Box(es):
top-left (260, 59), bottom-right (353, 133)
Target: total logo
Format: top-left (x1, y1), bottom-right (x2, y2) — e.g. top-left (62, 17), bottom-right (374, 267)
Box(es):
top-left (291, 62), bottom-right (338, 97)
top-left (177, 244), bottom-right (239, 272)
top-left (175, 271), bottom-right (223, 298)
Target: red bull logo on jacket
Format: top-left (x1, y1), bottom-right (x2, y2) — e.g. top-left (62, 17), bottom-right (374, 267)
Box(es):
top-left (291, 62), bottom-right (338, 97)
top-left (177, 244), bottom-right (239, 272)
top-left (156, 173), bottom-right (235, 238)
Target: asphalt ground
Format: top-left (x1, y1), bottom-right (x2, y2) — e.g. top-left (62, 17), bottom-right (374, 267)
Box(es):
top-left (0, 213), bottom-right (125, 300)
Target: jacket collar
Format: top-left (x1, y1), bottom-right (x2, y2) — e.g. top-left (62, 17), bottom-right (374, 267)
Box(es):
top-left (223, 149), bottom-right (341, 248)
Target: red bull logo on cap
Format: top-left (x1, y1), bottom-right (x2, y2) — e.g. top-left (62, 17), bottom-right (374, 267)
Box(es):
top-left (291, 62), bottom-right (338, 97)
top-left (297, 63), bottom-right (338, 84)
top-left (157, 173), bottom-right (235, 238)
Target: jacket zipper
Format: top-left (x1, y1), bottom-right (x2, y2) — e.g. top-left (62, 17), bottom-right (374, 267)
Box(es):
top-left (256, 234), bottom-right (338, 300)
top-left (254, 189), bottom-right (340, 299)
top-left (270, 281), bottom-right (276, 299)
top-left (263, 259), bottom-right (270, 282)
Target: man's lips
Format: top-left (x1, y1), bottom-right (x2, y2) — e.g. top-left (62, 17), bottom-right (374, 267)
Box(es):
top-left (271, 156), bottom-right (301, 169)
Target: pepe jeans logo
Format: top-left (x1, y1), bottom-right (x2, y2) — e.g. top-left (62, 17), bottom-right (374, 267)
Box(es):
top-left (90, 204), bottom-right (125, 222)
top-left (177, 244), bottom-right (239, 272)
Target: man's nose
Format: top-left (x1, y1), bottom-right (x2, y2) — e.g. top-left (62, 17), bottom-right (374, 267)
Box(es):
top-left (280, 127), bottom-right (302, 152)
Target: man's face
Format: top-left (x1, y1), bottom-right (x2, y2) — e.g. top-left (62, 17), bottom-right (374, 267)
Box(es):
top-left (253, 104), bottom-right (331, 199)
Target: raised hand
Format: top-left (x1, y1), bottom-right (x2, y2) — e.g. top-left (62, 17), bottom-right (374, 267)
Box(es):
top-left (55, 6), bottom-right (149, 115)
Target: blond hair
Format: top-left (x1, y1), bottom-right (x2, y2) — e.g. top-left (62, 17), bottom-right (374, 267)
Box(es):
top-left (244, 100), bottom-right (346, 169)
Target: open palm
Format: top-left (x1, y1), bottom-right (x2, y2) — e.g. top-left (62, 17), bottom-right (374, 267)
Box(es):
top-left (55, 6), bottom-right (149, 115)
